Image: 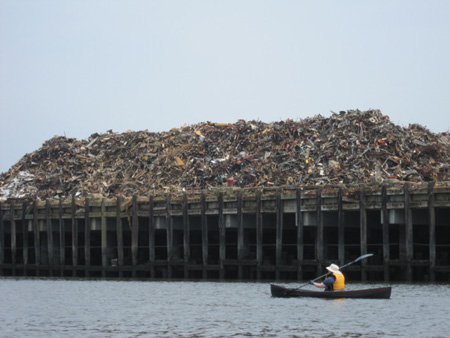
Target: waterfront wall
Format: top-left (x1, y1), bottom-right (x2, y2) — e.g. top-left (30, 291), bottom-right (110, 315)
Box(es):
top-left (1, 182), bottom-right (449, 282)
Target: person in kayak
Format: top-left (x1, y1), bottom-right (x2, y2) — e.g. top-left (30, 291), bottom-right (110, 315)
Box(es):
top-left (309, 264), bottom-right (345, 291)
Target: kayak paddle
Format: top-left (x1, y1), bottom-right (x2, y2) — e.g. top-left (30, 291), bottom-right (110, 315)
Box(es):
top-left (293, 253), bottom-right (374, 291)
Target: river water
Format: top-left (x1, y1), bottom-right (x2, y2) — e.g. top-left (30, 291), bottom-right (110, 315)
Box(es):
top-left (0, 278), bottom-right (448, 338)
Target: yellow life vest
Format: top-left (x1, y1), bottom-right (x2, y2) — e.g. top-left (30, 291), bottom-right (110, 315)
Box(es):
top-left (333, 272), bottom-right (345, 290)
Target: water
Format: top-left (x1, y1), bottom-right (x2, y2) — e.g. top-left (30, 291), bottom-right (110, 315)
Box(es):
top-left (0, 278), bottom-right (449, 338)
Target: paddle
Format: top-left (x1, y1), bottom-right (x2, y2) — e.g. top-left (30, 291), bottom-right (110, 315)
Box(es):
top-left (290, 253), bottom-right (374, 292)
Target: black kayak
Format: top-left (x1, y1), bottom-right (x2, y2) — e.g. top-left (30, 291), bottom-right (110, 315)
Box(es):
top-left (271, 284), bottom-right (392, 299)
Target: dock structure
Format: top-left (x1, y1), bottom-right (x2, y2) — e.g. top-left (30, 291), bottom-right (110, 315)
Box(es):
top-left (0, 182), bottom-right (449, 282)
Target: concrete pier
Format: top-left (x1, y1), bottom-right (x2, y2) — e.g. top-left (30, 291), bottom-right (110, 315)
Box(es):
top-left (1, 182), bottom-right (449, 282)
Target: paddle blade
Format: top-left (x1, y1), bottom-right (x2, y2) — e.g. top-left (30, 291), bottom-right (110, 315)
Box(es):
top-left (354, 253), bottom-right (373, 262)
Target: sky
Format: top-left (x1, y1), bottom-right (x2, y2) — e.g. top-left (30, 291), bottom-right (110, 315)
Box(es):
top-left (1, 0), bottom-right (449, 174)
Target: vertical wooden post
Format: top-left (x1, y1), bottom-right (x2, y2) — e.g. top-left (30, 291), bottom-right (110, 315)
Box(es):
top-left (218, 192), bottom-right (225, 280)
top-left (131, 195), bottom-right (139, 278)
top-left (10, 202), bottom-right (16, 274)
top-left (71, 196), bottom-right (78, 276)
top-left (296, 188), bottom-right (303, 281)
top-left (84, 198), bottom-right (90, 277)
top-left (166, 194), bottom-right (173, 279)
top-left (0, 202), bottom-right (3, 276)
top-left (59, 198), bottom-right (65, 274)
top-left (33, 200), bottom-right (40, 274)
top-left (428, 182), bottom-right (436, 282)
top-left (201, 192), bottom-right (208, 279)
top-left (22, 202), bottom-right (29, 276)
top-left (404, 183), bottom-right (413, 282)
top-left (359, 184), bottom-right (367, 281)
top-left (237, 190), bottom-right (244, 280)
top-left (256, 190), bottom-right (263, 280)
top-left (101, 198), bottom-right (107, 278)
top-left (116, 196), bottom-right (124, 278)
top-left (46, 199), bottom-right (53, 276)
top-left (337, 187), bottom-right (345, 268)
top-left (183, 194), bottom-right (190, 279)
top-left (148, 195), bottom-right (155, 278)
top-left (275, 190), bottom-right (283, 280)
top-left (382, 185), bottom-right (390, 282)
top-left (316, 188), bottom-right (323, 276)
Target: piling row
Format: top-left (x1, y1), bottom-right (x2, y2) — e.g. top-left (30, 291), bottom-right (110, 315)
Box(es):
top-left (0, 182), bottom-right (449, 282)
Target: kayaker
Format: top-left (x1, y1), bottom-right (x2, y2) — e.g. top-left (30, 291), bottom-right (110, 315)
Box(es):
top-left (309, 263), bottom-right (345, 291)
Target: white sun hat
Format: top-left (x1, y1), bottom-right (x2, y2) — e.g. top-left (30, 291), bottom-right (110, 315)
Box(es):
top-left (326, 263), bottom-right (340, 273)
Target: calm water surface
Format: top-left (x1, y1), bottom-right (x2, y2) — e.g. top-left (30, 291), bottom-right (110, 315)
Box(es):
top-left (0, 278), bottom-right (449, 337)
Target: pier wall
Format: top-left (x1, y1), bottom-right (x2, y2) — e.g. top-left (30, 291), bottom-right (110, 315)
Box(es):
top-left (1, 182), bottom-right (449, 282)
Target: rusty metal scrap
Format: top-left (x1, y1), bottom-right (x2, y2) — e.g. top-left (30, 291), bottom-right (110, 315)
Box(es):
top-left (1, 109), bottom-right (449, 200)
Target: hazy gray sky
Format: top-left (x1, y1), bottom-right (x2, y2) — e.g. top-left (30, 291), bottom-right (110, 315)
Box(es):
top-left (1, 0), bottom-right (449, 173)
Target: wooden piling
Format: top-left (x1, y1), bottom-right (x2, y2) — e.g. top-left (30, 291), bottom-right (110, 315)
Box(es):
top-left (84, 198), bottom-right (90, 277)
top-left (33, 200), bottom-right (40, 273)
top-left (116, 196), bottom-right (124, 277)
top-left (148, 195), bottom-right (155, 278)
top-left (59, 198), bottom-right (65, 273)
top-left (275, 190), bottom-right (283, 280)
top-left (101, 198), bottom-right (107, 277)
top-left (337, 187), bottom-right (344, 267)
top-left (404, 183), bottom-right (413, 282)
top-left (256, 190), bottom-right (263, 280)
top-left (296, 188), bottom-right (303, 281)
top-left (132, 195), bottom-right (139, 278)
top-left (359, 184), bottom-right (367, 281)
top-left (22, 202), bottom-right (28, 275)
top-left (46, 200), bottom-right (53, 276)
top-left (201, 192), bottom-right (208, 279)
top-left (218, 192), bottom-right (225, 280)
top-left (182, 194), bottom-right (190, 279)
top-left (166, 194), bottom-right (173, 278)
top-left (382, 185), bottom-right (390, 281)
top-left (237, 190), bottom-right (244, 280)
top-left (428, 182), bottom-right (436, 282)
top-left (10, 202), bottom-right (16, 273)
top-left (316, 188), bottom-right (323, 276)
top-left (71, 196), bottom-right (78, 276)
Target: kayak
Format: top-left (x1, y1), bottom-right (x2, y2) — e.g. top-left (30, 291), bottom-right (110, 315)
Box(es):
top-left (270, 284), bottom-right (391, 299)
top-left (271, 284), bottom-right (391, 299)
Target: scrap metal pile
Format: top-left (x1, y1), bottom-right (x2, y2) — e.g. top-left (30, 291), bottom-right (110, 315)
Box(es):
top-left (1, 109), bottom-right (449, 200)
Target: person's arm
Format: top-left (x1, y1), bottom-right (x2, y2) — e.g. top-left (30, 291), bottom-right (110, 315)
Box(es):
top-left (310, 275), bottom-right (334, 289)
top-left (311, 281), bottom-right (326, 288)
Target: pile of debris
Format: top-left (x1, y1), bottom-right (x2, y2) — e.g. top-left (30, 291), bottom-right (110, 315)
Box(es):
top-left (1, 110), bottom-right (449, 200)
